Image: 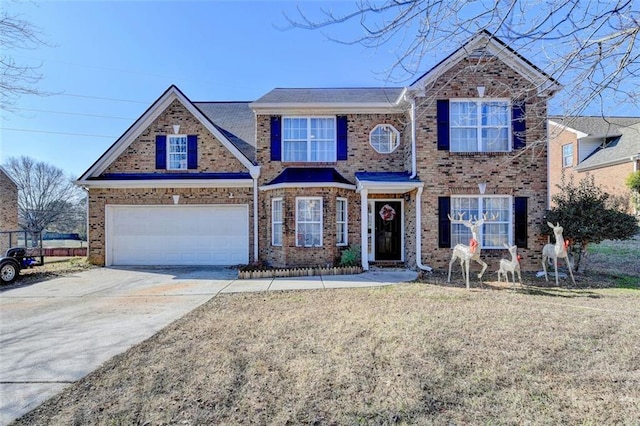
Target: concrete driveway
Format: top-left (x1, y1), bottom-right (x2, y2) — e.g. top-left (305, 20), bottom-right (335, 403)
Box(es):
top-left (0, 266), bottom-right (416, 424)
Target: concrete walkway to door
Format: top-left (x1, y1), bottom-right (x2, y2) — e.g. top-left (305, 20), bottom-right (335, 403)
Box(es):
top-left (0, 266), bottom-right (417, 425)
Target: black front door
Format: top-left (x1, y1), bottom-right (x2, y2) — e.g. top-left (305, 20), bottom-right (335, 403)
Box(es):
top-left (374, 201), bottom-right (401, 261)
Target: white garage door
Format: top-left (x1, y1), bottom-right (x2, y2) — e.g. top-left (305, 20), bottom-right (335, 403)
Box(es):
top-left (106, 205), bottom-right (249, 266)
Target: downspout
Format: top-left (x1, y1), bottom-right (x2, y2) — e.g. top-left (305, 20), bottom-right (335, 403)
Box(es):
top-left (410, 98), bottom-right (417, 179)
top-left (250, 166), bottom-right (261, 263)
top-left (415, 186), bottom-right (432, 272)
top-left (410, 96), bottom-right (430, 271)
top-left (360, 188), bottom-right (369, 271)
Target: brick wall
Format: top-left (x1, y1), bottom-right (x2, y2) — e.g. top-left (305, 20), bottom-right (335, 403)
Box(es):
top-left (255, 113), bottom-right (409, 185)
top-left (105, 99), bottom-right (248, 174)
top-left (413, 57), bottom-right (550, 272)
top-left (87, 98), bottom-right (257, 266)
top-left (0, 169), bottom-right (19, 254)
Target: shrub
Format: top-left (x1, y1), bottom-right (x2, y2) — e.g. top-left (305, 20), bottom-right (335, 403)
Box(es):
top-left (339, 245), bottom-right (361, 267)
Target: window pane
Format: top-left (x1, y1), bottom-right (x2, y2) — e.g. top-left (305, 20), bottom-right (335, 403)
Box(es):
top-left (337, 199), bottom-right (347, 245)
top-left (272, 199), bottom-right (283, 246)
top-left (296, 198), bottom-right (323, 247)
top-left (482, 102), bottom-right (509, 126)
top-left (370, 125), bottom-right (398, 153)
top-left (168, 136), bottom-right (188, 170)
top-left (284, 140), bottom-right (307, 162)
top-left (483, 223), bottom-right (509, 247)
top-left (451, 128), bottom-right (477, 151)
top-left (273, 223), bottom-right (282, 246)
top-left (283, 117), bottom-right (336, 162)
top-left (481, 128), bottom-right (509, 151)
top-left (311, 140), bottom-right (334, 162)
top-left (451, 102), bottom-right (477, 126)
top-left (450, 197), bottom-right (478, 246)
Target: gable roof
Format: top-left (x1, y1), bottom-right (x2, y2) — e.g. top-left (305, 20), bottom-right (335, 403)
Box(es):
top-left (77, 85), bottom-right (258, 182)
top-left (250, 87), bottom-right (406, 113)
top-left (0, 166), bottom-right (18, 188)
top-left (410, 30), bottom-right (562, 96)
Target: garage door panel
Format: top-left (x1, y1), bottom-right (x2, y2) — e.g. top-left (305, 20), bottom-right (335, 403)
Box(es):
top-left (108, 205), bottom-right (249, 266)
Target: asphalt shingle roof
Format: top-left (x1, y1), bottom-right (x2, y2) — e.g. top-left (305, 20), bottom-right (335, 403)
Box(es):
top-left (252, 87), bottom-right (405, 105)
top-left (194, 102), bottom-right (256, 163)
top-left (550, 116), bottom-right (640, 137)
top-left (576, 123), bottom-right (640, 171)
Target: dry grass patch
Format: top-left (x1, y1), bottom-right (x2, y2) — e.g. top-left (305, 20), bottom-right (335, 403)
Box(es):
top-left (0, 257), bottom-right (95, 289)
top-left (13, 284), bottom-right (640, 425)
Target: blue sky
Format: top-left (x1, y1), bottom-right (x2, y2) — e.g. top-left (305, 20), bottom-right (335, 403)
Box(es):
top-left (0, 1), bottom-right (637, 178)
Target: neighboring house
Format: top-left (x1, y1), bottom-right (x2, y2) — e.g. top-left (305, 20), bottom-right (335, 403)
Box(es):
top-left (77, 31), bottom-right (561, 272)
top-left (0, 166), bottom-right (19, 254)
top-left (548, 116), bottom-right (640, 213)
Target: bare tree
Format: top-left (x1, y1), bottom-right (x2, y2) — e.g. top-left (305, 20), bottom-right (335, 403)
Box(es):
top-left (3, 156), bottom-right (82, 234)
top-left (0, 2), bottom-right (47, 111)
top-left (284, 0), bottom-right (639, 116)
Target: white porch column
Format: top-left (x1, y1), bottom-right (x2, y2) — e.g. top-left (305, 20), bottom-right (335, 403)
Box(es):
top-left (360, 188), bottom-right (369, 270)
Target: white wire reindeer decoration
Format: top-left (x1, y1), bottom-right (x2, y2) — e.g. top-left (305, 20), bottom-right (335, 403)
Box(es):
top-left (447, 212), bottom-right (495, 289)
top-left (497, 243), bottom-right (522, 287)
top-left (542, 222), bottom-right (576, 286)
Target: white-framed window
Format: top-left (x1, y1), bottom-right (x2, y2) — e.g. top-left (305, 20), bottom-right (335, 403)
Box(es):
top-left (283, 117), bottom-right (336, 162)
top-left (370, 124), bottom-right (400, 153)
top-left (167, 135), bottom-right (188, 170)
top-left (562, 144), bottom-right (573, 167)
top-left (296, 197), bottom-right (323, 247)
top-left (450, 99), bottom-right (510, 152)
top-left (272, 198), bottom-right (283, 246)
top-left (451, 195), bottom-right (512, 249)
top-left (336, 198), bottom-right (348, 246)
top-left (168, 135), bottom-right (188, 170)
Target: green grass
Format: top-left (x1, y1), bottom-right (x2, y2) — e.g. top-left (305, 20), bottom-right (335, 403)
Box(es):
top-left (615, 275), bottom-right (640, 289)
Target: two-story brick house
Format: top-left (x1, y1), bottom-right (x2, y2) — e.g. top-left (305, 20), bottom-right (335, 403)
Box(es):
top-left (77, 31), bottom-right (560, 272)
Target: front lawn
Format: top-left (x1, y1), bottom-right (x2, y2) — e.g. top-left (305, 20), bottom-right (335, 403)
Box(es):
top-left (14, 283), bottom-right (640, 425)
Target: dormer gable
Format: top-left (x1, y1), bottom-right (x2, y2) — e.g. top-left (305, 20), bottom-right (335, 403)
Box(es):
top-left (410, 30), bottom-right (562, 97)
top-left (77, 85), bottom-right (258, 184)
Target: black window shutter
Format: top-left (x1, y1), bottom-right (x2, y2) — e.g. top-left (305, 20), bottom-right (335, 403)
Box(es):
top-left (155, 135), bottom-right (167, 169)
top-left (336, 115), bottom-right (348, 160)
top-left (512, 101), bottom-right (526, 149)
top-left (270, 116), bottom-right (281, 161)
top-left (438, 197), bottom-right (451, 248)
top-left (187, 135), bottom-right (198, 169)
top-left (437, 100), bottom-right (450, 151)
top-left (514, 197), bottom-right (528, 248)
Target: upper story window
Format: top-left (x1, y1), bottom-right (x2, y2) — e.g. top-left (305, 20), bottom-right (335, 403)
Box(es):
top-left (283, 117), bottom-right (336, 162)
top-left (450, 195), bottom-right (512, 249)
top-left (450, 100), bottom-right (510, 152)
top-left (167, 135), bottom-right (188, 170)
top-left (562, 144), bottom-right (573, 167)
top-left (370, 124), bottom-right (400, 154)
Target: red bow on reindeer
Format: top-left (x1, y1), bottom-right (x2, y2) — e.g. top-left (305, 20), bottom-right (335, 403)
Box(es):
top-left (469, 238), bottom-right (478, 254)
